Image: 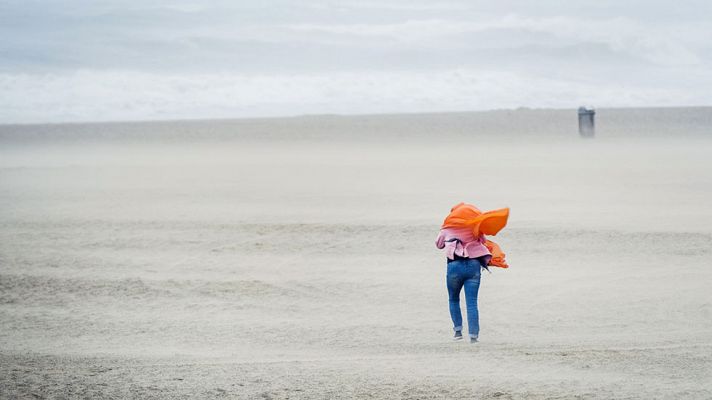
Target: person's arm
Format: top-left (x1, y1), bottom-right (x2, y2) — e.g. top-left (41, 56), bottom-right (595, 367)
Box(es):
top-left (435, 230), bottom-right (446, 249)
top-left (479, 234), bottom-right (492, 265)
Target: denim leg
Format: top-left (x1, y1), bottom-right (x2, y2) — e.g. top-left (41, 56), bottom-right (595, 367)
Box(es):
top-left (446, 271), bottom-right (464, 332)
top-left (463, 274), bottom-right (481, 337)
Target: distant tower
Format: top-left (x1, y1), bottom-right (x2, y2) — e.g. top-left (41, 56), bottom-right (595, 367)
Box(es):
top-left (578, 106), bottom-right (595, 137)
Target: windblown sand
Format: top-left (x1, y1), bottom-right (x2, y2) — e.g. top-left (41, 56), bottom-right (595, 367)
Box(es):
top-left (1, 109), bottom-right (711, 399)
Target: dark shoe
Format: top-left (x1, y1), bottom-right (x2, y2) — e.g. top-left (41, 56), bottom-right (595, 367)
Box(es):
top-left (453, 331), bottom-right (463, 341)
top-left (470, 336), bottom-right (478, 343)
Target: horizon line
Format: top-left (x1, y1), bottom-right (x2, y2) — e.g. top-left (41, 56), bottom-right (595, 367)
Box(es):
top-left (2, 104), bottom-right (711, 127)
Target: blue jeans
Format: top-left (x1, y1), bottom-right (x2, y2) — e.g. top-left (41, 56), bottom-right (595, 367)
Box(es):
top-left (446, 257), bottom-right (483, 338)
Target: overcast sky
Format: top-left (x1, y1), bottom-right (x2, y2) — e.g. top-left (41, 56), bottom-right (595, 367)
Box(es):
top-left (1, 0), bottom-right (711, 123)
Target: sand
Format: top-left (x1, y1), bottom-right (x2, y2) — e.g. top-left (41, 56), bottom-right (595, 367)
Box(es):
top-left (1, 108), bottom-right (711, 399)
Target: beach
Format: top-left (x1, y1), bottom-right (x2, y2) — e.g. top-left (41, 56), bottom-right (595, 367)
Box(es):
top-left (1, 108), bottom-right (711, 399)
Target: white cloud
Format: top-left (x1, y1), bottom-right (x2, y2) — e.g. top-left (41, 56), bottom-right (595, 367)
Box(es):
top-left (330, 1), bottom-right (470, 12)
top-left (289, 15), bottom-right (704, 66)
top-left (1, 2), bottom-right (711, 122)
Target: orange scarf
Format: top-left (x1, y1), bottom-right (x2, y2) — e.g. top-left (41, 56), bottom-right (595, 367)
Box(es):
top-left (442, 203), bottom-right (510, 268)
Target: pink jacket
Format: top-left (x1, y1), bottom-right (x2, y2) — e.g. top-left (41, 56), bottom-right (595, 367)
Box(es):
top-left (435, 227), bottom-right (491, 260)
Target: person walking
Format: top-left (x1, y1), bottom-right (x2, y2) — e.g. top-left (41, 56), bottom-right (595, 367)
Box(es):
top-left (435, 203), bottom-right (510, 343)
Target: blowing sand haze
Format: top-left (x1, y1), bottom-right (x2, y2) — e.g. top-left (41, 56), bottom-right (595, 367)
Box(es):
top-left (1, 108), bottom-right (712, 399)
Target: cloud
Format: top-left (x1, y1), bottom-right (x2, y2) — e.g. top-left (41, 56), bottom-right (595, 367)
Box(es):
top-left (289, 15), bottom-right (705, 66)
top-left (1, 2), bottom-right (711, 122)
top-left (330, 1), bottom-right (470, 12)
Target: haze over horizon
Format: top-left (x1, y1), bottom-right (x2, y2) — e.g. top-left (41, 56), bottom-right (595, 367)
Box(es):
top-left (2, 0), bottom-right (711, 123)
